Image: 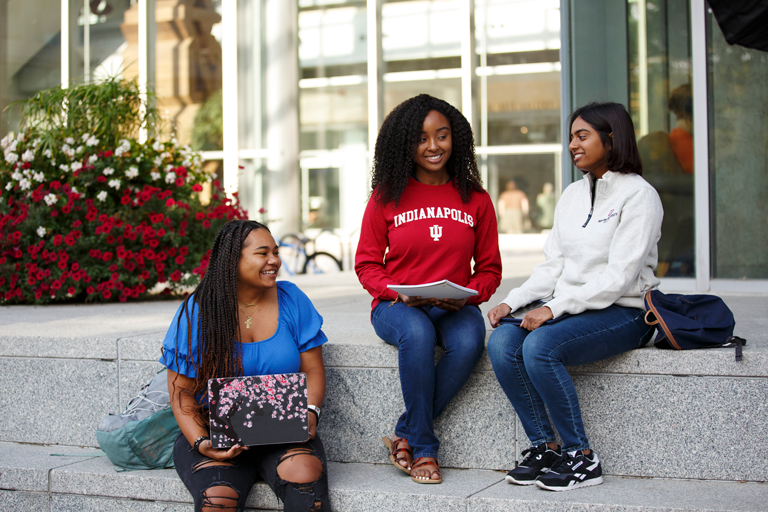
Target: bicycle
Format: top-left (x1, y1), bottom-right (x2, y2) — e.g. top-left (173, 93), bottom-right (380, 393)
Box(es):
top-left (278, 230), bottom-right (343, 276)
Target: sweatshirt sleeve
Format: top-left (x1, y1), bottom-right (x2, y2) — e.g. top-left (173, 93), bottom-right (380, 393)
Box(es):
top-left (465, 192), bottom-right (502, 305)
top-left (354, 197), bottom-right (399, 302)
top-left (545, 185), bottom-right (663, 318)
top-left (500, 214), bottom-right (565, 312)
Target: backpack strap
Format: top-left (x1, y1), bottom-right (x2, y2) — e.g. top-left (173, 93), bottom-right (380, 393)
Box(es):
top-left (724, 336), bottom-right (747, 362)
top-left (645, 292), bottom-right (681, 350)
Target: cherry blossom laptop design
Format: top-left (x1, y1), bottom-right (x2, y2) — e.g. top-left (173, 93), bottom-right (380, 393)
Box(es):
top-left (208, 373), bottom-right (309, 448)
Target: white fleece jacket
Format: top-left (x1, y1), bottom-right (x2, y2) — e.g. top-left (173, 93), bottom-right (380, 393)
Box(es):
top-left (501, 171), bottom-right (663, 318)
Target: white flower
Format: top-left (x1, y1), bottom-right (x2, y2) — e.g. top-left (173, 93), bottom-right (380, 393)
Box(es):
top-left (0, 134), bottom-right (11, 149)
top-left (43, 149), bottom-right (52, 158)
top-left (71, 162), bottom-right (82, 172)
top-left (153, 156), bottom-right (163, 166)
top-left (135, 157), bottom-right (140, 162)
top-left (32, 172), bottom-right (45, 182)
top-left (166, 164), bottom-right (174, 171)
top-left (86, 135), bottom-right (98, 146)
top-left (75, 145), bottom-right (84, 153)
top-left (171, 137), bottom-right (178, 146)
top-left (115, 147), bottom-right (125, 157)
top-left (62, 144), bottom-right (74, 159)
top-left (4, 151), bottom-right (18, 164)
top-left (65, 137), bottom-right (75, 145)
top-left (59, 164), bottom-right (70, 172)
top-left (88, 155), bottom-right (98, 164)
top-left (152, 141), bottom-right (164, 151)
top-left (97, 190), bottom-right (108, 201)
top-left (21, 149), bottom-right (35, 162)
top-left (164, 171), bottom-right (177, 184)
top-left (81, 133), bottom-right (89, 142)
top-left (11, 171), bottom-right (22, 181)
top-left (5, 182), bottom-right (12, 191)
top-left (103, 166), bottom-right (115, 176)
top-left (71, 186), bottom-right (78, 195)
top-left (8, 139), bottom-right (18, 152)
top-left (43, 193), bottom-right (57, 206)
top-left (37, 226), bottom-right (46, 238)
top-left (108, 179), bottom-right (121, 189)
top-left (32, 138), bottom-right (41, 147)
top-left (150, 171), bottom-right (161, 181)
top-left (19, 178), bottom-right (31, 190)
top-left (125, 166), bottom-right (139, 179)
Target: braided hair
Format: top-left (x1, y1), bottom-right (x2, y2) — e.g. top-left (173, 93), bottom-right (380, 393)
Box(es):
top-left (171, 219), bottom-right (269, 416)
top-left (370, 94), bottom-right (483, 206)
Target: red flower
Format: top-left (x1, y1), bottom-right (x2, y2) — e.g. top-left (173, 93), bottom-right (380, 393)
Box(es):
top-left (62, 205), bottom-right (71, 214)
top-left (168, 247), bottom-right (177, 257)
top-left (102, 252), bottom-right (113, 262)
top-left (166, 198), bottom-right (175, 207)
top-left (58, 260), bottom-right (67, 270)
top-left (68, 287), bottom-right (76, 295)
top-left (64, 235), bottom-right (76, 246)
top-left (35, 291), bottom-right (42, 300)
top-left (111, 272), bottom-right (120, 281)
top-left (87, 286), bottom-right (95, 294)
top-left (170, 270), bottom-right (182, 281)
top-left (156, 262), bottom-right (165, 272)
top-left (157, 228), bottom-right (166, 237)
top-left (103, 290), bottom-right (112, 299)
top-left (175, 177), bottom-right (184, 187)
top-left (71, 262), bottom-right (79, 271)
top-left (192, 184), bottom-right (203, 192)
top-left (106, 235), bottom-right (115, 244)
top-left (104, 150), bottom-right (114, 157)
top-left (109, 264), bottom-right (118, 272)
top-left (50, 210), bottom-right (58, 217)
top-left (180, 246), bottom-right (189, 255)
top-left (195, 212), bottom-right (205, 220)
top-left (96, 176), bottom-right (107, 183)
top-left (180, 221), bottom-right (188, 229)
top-left (120, 196), bottom-right (131, 205)
top-left (51, 181), bottom-right (61, 190)
top-left (28, 277), bottom-right (36, 285)
top-left (203, 220), bottom-right (211, 229)
top-left (51, 281), bottom-right (62, 290)
top-left (175, 255), bottom-right (185, 265)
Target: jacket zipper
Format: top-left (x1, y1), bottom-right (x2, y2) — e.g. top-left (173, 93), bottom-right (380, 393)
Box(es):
top-left (582, 176), bottom-right (597, 228)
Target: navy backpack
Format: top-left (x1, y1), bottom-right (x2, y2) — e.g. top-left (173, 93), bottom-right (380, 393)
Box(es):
top-left (644, 290), bottom-right (746, 361)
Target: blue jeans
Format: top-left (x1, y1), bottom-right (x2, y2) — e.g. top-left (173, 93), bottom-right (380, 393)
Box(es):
top-left (487, 305), bottom-right (654, 453)
top-left (371, 301), bottom-right (485, 459)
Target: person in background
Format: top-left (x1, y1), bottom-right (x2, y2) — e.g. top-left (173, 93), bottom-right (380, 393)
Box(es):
top-left (497, 179), bottom-right (530, 233)
top-left (536, 182), bottom-right (556, 230)
top-left (355, 94), bottom-right (501, 485)
top-left (487, 102), bottom-right (662, 492)
top-left (161, 220), bottom-right (331, 511)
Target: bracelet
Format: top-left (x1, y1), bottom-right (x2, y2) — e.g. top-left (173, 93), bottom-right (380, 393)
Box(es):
top-left (307, 404), bottom-right (321, 423)
top-left (190, 436), bottom-right (210, 453)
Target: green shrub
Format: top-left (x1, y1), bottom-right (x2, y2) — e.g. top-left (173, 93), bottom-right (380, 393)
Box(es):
top-left (0, 78), bottom-right (247, 304)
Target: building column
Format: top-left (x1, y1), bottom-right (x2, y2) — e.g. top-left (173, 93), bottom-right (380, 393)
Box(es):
top-left (264, 0), bottom-right (300, 237)
top-left (0, 0), bottom-right (8, 137)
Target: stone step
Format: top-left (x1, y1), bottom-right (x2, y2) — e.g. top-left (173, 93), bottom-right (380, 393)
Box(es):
top-left (1, 442), bottom-right (767, 512)
top-left (0, 290), bottom-right (766, 482)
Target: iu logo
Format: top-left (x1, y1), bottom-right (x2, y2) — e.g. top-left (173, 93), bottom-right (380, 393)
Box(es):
top-left (429, 224), bottom-right (443, 241)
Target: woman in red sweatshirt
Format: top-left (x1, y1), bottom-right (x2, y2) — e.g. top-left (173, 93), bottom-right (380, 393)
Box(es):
top-left (355, 94), bottom-right (501, 484)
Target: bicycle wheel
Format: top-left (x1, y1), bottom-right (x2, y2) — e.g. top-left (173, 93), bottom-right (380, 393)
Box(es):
top-left (279, 234), bottom-right (307, 276)
top-left (303, 252), bottom-right (343, 274)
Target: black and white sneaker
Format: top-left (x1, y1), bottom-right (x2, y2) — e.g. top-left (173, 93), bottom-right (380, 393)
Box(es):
top-left (534, 450), bottom-right (603, 491)
top-left (505, 444), bottom-right (564, 485)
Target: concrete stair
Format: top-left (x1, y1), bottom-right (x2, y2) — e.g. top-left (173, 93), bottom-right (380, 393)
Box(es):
top-left (1, 272), bottom-right (767, 510)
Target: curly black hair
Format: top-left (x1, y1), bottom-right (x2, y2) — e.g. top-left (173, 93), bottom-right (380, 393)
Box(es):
top-left (370, 94), bottom-right (483, 206)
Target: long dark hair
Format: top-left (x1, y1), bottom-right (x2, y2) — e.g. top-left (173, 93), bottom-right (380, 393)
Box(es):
top-left (569, 102), bottom-right (643, 176)
top-left (370, 94), bottom-right (483, 206)
top-left (171, 219), bottom-right (269, 413)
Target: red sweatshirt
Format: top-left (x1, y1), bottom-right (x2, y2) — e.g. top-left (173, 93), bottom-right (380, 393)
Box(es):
top-left (355, 177), bottom-right (502, 311)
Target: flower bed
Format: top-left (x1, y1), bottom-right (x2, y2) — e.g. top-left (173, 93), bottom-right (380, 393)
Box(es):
top-left (0, 80), bottom-right (247, 304)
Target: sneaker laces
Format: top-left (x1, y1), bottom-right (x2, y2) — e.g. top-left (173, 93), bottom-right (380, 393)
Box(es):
top-left (549, 451), bottom-right (577, 473)
top-left (519, 444), bottom-right (547, 466)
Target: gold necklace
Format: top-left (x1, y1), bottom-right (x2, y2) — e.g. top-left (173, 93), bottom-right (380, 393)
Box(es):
top-left (238, 296), bottom-right (263, 329)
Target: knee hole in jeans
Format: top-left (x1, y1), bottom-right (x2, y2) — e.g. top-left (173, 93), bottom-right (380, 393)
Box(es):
top-left (201, 484), bottom-right (239, 512)
top-left (276, 447), bottom-right (323, 484)
top-left (193, 459), bottom-right (236, 473)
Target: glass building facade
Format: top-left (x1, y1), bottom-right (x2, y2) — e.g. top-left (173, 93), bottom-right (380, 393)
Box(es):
top-left (1, 0), bottom-right (765, 292)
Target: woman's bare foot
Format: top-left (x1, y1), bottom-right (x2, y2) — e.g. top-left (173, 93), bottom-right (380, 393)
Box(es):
top-left (411, 457), bottom-right (442, 483)
top-left (389, 435), bottom-right (413, 471)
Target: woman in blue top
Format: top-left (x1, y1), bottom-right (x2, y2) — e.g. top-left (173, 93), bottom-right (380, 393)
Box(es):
top-left (160, 220), bottom-right (330, 512)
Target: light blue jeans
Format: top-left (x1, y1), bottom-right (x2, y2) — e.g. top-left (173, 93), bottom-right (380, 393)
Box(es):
top-left (371, 301), bottom-right (485, 459)
top-left (487, 305), bottom-right (654, 453)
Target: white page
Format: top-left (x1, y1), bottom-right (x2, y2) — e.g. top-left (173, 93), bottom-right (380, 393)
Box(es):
top-left (387, 280), bottom-right (479, 300)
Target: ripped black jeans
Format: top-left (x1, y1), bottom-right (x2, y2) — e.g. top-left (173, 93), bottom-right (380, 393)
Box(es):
top-left (173, 433), bottom-right (330, 511)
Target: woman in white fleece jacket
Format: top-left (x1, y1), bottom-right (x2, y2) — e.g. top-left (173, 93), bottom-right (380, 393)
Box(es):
top-left (487, 102), bottom-right (662, 492)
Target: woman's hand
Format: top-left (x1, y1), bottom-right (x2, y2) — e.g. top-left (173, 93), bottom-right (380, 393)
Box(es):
top-left (197, 440), bottom-right (248, 461)
top-left (398, 293), bottom-right (434, 308)
top-left (434, 297), bottom-right (467, 312)
top-left (520, 306), bottom-right (553, 331)
top-left (487, 303), bottom-right (511, 328)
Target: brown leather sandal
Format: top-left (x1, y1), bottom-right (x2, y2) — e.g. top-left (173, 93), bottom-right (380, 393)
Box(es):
top-left (382, 436), bottom-right (412, 475)
top-left (410, 457), bottom-right (442, 484)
